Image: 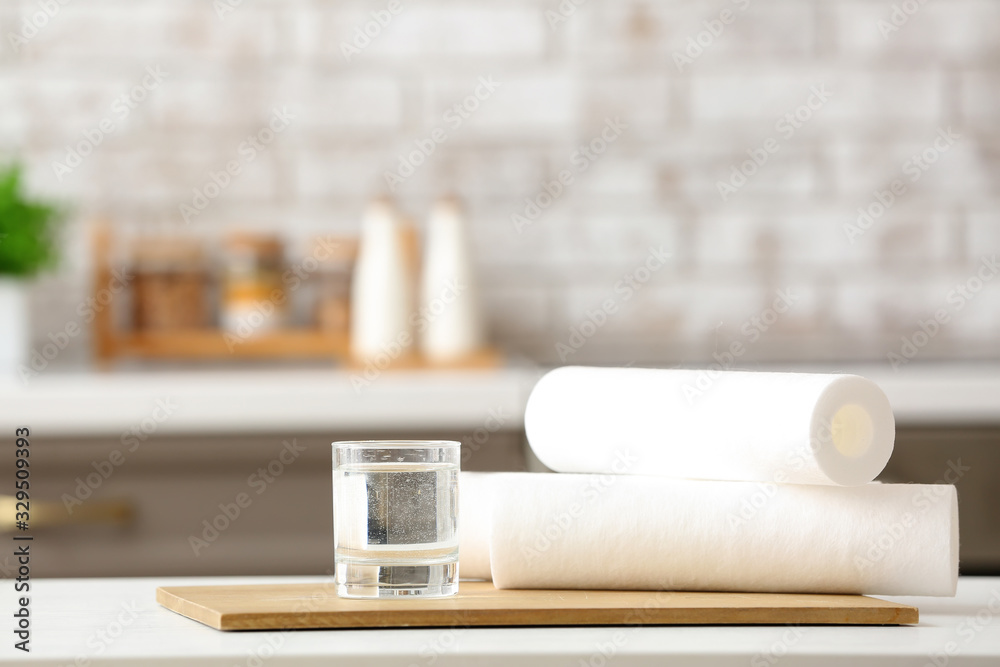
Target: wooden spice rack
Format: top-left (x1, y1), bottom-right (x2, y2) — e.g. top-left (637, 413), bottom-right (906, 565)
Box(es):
top-left (91, 224), bottom-right (500, 369)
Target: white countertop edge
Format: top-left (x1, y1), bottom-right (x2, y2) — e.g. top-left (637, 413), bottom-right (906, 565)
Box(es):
top-left (0, 366), bottom-right (543, 436)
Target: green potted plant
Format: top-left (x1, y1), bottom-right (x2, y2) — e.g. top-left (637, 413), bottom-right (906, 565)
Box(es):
top-left (0, 163), bottom-right (61, 374)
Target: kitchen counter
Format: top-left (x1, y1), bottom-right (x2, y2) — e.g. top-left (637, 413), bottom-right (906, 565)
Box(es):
top-left (0, 366), bottom-right (540, 437)
top-left (3, 576), bottom-right (998, 666)
top-left (0, 362), bottom-right (997, 436)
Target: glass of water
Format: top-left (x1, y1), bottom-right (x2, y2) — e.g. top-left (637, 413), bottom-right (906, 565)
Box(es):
top-left (333, 440), bottom-right (460, 598)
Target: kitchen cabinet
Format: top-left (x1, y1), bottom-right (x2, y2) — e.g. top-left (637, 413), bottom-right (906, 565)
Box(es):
top-left (0, 368), bottom-right (534, 578)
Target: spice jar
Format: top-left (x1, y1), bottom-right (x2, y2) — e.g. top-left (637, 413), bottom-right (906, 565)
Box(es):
top-left (221, 233), bottom-right (286, 335)
top-left (131, 238), bottom-right (208, 331)
top-left (311, 236), bottom-right (357, 338)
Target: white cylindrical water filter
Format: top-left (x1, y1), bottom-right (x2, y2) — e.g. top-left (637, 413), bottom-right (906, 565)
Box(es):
top-left (525, 366), bottom-right (895, 486)
top-left (350, 199), bottom-right (414, 361)
top-left (419, 197), bottom-right (484, 362)
top-left (458, 472), bottom-right (496, 580)
top-left (487, 473), bottom-right (958, 597)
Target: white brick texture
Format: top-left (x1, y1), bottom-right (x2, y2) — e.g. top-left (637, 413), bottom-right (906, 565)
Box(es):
top-left (1, 0), bottom-right (996, 365)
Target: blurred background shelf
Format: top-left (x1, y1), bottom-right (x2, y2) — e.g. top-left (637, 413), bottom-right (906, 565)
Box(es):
top-left (98, 327), bottom-right (501, 367)
top-left (89, 222), bottom-right (500, 368)
top-left (111, 329), bottom-right (349, 360)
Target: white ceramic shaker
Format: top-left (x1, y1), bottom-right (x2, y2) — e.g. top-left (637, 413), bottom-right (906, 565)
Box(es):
top-left (419, 196), bottom-right (484, 362)
top-left (350, 198), bottom-right (415, 361)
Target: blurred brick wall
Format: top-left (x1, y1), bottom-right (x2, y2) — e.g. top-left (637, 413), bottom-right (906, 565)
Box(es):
top-left (1, 0), bottom-right (998, 366)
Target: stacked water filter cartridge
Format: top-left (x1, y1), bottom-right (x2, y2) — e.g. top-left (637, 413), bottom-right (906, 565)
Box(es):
top-left (459, 367), bottom-right (959, 596)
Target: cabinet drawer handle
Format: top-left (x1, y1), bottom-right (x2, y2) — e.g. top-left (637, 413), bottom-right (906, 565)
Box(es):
top-left (1, 495), bottom-right (134, 531)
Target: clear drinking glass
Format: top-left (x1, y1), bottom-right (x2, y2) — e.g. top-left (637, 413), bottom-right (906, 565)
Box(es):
top-left (333, 440), bottom-right (460, 598)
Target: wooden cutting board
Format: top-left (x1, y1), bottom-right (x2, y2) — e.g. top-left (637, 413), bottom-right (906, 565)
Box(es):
top-left (156, 581), bottom-right (918, 630)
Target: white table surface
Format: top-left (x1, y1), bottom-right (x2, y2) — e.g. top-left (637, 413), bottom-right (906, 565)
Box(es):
top-left (0, 362), bottom-right (998, 437)
top-left (2, 576), bottom-right (998, 666)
